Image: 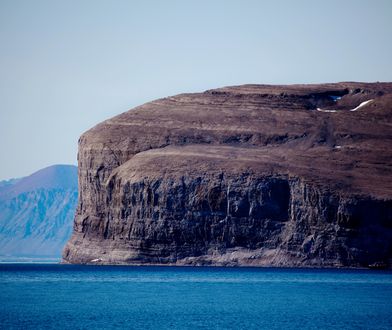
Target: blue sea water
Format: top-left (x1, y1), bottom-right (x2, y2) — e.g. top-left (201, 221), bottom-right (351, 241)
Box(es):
top-left (1, 264), bottom-right (391, 330)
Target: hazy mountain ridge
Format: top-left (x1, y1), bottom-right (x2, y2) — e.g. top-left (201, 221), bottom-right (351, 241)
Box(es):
top-left (0, 178), bottom-right (21, 189)
top-left (0, 165), bottom-right (77, 199)
top-left (0, 165), bottom-right (77, 258)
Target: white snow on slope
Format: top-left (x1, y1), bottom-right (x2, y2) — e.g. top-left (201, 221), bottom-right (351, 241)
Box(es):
top-left (349, 99), bottom-right (373, 111)
top-left (316, 109), bottom-right (337, 113)
top-left (317, 99), bottom-right (373, 113)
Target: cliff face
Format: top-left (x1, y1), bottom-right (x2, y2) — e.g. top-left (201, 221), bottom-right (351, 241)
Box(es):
top-left (63, 83), bottom-right (392, 267)
top-left (0, 165), bottom-right (77, 258)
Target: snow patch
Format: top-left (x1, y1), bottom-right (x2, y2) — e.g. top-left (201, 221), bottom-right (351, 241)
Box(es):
top-left (350, 99), bottom-right (373, 112)
top-left (317, 109), bottom-right (337, 113)
top-left (317, 99), bottom-right (373, 113)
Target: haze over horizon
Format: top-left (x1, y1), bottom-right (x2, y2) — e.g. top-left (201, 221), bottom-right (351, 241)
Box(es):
top-left (1, 0), bottom-right (391, 180)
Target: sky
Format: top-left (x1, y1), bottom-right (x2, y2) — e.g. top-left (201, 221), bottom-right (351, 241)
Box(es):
top-left (0, 0), bottom-right (391, 180)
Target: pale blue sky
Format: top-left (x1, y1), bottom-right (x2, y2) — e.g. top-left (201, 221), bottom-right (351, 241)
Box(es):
top-left (1, 0), bottom-right (391, 179)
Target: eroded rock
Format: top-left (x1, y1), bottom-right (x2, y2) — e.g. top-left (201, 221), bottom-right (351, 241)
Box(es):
top-left (63, 83), bottom-right (392, 267)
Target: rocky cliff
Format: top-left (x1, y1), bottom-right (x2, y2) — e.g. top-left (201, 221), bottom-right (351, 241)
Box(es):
top-left (63, 83), bottom-right (392, 267)
top-left (0, 165), bottom-right (77, 259)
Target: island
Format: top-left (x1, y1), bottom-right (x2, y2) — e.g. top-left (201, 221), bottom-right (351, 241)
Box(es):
top-left (63, 82), bottom-right (392, 268)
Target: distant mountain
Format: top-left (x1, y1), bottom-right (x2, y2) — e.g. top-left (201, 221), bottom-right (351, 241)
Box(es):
top-left (0, 165), bottom-right (77, 260)
top-left (0, 178), bottom-right (21, 189)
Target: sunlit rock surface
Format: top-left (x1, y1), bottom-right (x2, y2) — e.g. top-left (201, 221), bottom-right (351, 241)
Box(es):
top-left (63, 83), bottom-right (392, 267)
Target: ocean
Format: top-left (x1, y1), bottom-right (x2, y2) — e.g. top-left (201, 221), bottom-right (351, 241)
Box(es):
top-left (1, 264), bottom-right (391, 329)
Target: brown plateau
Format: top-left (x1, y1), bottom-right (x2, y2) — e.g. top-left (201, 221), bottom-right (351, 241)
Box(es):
top-left (63, 82), bottom-right (392, 267)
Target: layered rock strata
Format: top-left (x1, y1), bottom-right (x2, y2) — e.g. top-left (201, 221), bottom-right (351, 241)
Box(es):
top-left (63, 83), bottom-right (392, 267)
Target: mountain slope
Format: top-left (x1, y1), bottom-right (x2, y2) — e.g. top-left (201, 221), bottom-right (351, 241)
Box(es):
top-left (0, 165), bottom-right (77, 258)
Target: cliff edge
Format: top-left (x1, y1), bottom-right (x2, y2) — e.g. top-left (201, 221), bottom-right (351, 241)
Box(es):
top-left (63, 83), bottom-right (392, 267)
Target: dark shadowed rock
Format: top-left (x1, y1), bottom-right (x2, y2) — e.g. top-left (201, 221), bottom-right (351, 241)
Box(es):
top-left (63, 83), bottom-right (392, 267)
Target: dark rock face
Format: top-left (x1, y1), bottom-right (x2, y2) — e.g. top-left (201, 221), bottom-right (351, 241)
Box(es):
top-left (63, 83), bottom-right (392, 267)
